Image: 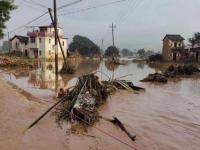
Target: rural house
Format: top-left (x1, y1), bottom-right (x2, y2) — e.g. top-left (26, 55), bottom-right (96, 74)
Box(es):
top-left (162, 34), bottom-right (200, 62)
top-left (27, 24), bottom-right (68, 59)
top-left (10, 35), bottom-right (29, 56)
top-left (162, 34), bottom-right (185, 61)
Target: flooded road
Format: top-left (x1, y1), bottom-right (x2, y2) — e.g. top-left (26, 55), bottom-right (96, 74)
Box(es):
top-left (0, 59), bottom-right (200, 150)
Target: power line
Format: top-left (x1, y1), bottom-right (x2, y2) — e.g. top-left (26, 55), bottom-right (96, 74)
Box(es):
top-left (117, 0), bottom-right (143, 26)
top-left (21, 0), bottom-right (46, 11)
top-left (8, 0), bottom-right (87, 34)
top-left (9, 11), bottom-right (48, 33)
top-left (100, 0), bottom-right (144, 47)
top-left (22, 0), bottom-right (48, 9)
top-left (47, 96), bottom-right (138, 150)
top-left (100, 0), bottom-right (133, 45)
top-left (59, 0), bottom-right (128, 16)
top-left (57, 0), bottom-right (84, 11)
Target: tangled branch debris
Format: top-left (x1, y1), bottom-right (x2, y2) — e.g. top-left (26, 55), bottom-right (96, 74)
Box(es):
top-left (28, 73), bottom-right (145, 129)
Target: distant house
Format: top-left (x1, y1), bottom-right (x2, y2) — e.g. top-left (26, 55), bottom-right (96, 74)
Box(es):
top-left (162, 34), bottom-right (185, 61)
top-left (10, 35), bottom-right (29, 56)
top-left (27, 24), bottom-right (68, 59)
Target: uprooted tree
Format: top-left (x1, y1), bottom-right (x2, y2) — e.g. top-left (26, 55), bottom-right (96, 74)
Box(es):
top-left (0, 0), bottom-right (16, 39)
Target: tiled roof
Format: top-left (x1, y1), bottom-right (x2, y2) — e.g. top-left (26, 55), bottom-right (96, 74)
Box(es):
top-left (10, 35), bottom-right (28, 44)
top-left (164, 34), bottom-right (185, 41)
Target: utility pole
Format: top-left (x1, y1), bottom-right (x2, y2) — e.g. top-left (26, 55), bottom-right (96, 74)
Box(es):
top-left (101, 39), bottom-right (104, 51)
top-left (53, 0), bottom-right (58, 76)
top-left (110, 23), bottom-right (116, 48)
top-left (8, 32), bottom-right (11, 58)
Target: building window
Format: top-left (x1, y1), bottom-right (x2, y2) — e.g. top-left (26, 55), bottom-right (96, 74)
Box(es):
top-left (174, 42), bottom-right (177, 48)
top-left (39, 38), bottom-right (42, 43)
top-left (49, 39), bottom-right (51, 44)
top-left (39, 50), bottom-right (42, 56)
top-left (49, 50), bottom-right (51, 55)
top-left (63, 41), bottom-right (64, 46)
top-left (30, 37), bottom-right (35, 43)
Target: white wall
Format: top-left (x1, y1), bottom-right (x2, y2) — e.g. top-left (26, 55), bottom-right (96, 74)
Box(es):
top-left (11, 38), bottom-right (27, 52)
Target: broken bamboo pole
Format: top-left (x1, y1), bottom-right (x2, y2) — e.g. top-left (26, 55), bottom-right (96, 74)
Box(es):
top-left (28, 95), bottom-right (67, 129)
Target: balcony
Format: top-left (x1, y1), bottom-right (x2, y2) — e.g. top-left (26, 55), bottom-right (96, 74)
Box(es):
top-left (27, 31), bottom-right (64, 38)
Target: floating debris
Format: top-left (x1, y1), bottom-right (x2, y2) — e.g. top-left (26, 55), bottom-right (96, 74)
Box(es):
top-left (141, 73), bottom-right (168, 83)
top-left (164, 64), bottom-right (200, 77)
top-left (141, 63), bottom-right (200, 83)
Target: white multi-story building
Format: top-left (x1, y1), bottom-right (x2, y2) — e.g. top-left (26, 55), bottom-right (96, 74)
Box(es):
top-left (27, 24), bottom-right (68, 59)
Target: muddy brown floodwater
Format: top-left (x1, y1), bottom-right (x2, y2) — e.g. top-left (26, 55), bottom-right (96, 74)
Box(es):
top-left (0, 59), bottom-right (200, 150)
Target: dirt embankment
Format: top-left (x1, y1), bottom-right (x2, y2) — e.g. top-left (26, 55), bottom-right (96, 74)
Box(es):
top-left (0, 55), bottom-right (35, 68)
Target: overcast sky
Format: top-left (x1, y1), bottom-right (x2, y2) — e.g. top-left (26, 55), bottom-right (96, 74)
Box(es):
top-left (3, 0), bottom-right (200, 51)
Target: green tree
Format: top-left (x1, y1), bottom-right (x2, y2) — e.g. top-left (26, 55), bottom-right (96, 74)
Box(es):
top-left (188, 32), bottom-right (200, 48)
top-left (121, 48), bottom-right (133, 56)
top-left (104, 46), bottom-right (119, 57)
top-left (0, 0), bottom-right (16, 39)
top-left (137, 49), bottom-right (145, 58)
top-left (69, 35), bottom-right (101, 56)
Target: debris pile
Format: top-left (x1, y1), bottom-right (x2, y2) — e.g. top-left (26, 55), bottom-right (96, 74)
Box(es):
top-left (164, 64), bottom-right (200, 77)
top-left (56, 73), bottom-right (109, 125)
top-left (56, 74), bottom-right (145, 125)
top-left (141, 64), bottom-right (200, 83)
top-left (0, 56), bottom-right (32, 67)
top-left (0, 57), bottom-right (12, 67)
top-left (28, 73), bottom-right (145, 130)
top-left (141, 73), bottom-right (168, 83)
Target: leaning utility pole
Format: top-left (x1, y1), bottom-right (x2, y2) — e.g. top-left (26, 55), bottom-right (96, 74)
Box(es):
top-left (54, 0), bottom-right (58, 76)
top-left (110, 23), bottom-right (116, 47)
top-left (48, 8), bottom-right (68, 69)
